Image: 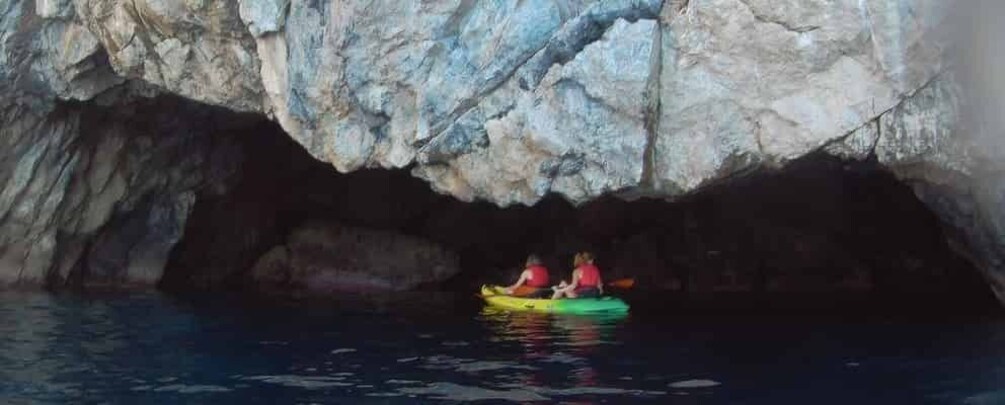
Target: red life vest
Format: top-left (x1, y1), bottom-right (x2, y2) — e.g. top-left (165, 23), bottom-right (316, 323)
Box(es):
top-left (526, 265), bottom-right (550, 287)
top-left (577, 264), bottom-right (600, 288)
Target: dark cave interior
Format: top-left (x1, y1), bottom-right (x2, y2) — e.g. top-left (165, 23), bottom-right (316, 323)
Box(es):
top-left (161, 117), bottom-right (999, 314)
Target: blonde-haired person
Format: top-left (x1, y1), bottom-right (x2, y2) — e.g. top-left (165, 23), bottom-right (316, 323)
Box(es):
top-left (551, 252), bottom-right (603, 299)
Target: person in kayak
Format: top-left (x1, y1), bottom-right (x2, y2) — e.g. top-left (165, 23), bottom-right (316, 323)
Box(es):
top-left (551, 252), bottom-right (604, 299)
top-left (504, 255), bottom-right (551, 298)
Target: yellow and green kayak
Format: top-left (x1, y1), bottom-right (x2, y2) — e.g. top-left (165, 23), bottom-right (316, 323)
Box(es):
top-left (480, 285), bottom-right (629, 314)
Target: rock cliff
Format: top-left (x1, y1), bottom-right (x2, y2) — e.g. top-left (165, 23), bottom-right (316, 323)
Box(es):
top-left (1, 0), bottom-right (1002, 302)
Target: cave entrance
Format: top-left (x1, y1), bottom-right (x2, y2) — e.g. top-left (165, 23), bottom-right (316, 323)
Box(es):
top-left (163, 120), bottom-right (998, 315)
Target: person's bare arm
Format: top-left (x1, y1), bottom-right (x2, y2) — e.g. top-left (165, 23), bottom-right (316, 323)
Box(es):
top-left (598, 274), bottom-right (604, 295)
top-left (505, 270), bottom-right (529, 294)
top-left (561, 270), bottom-right (581, 293)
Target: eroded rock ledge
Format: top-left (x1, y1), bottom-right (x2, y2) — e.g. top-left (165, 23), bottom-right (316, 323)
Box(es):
top-left (1, 0), bottom-right (1003, 302)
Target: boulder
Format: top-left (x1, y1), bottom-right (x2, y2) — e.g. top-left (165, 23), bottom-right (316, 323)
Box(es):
top-left (250, 221), bottom-right (461, 292)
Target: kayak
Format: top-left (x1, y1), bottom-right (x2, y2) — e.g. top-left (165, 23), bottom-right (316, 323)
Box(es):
top-left (480, 285), bottom-right (629, 314)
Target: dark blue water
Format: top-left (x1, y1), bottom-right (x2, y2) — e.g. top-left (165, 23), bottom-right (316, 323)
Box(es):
top-left (2, 290), bottom-right (1004, 404)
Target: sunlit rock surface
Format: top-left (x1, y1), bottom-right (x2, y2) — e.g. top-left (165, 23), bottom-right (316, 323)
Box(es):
top-left (1, 0), bottom-right (1003, 300)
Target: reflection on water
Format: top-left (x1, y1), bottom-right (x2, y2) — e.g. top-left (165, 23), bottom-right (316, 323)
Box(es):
top-left (1, 291), bottom-right (1004, 403)
top-left (479, 306), bottom-right (625, 347)
top-left (476, 307), bottom-right (638, 398)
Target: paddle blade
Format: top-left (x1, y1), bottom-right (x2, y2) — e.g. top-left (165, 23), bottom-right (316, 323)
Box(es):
top-left (608, 278), bottom-right (635, 289)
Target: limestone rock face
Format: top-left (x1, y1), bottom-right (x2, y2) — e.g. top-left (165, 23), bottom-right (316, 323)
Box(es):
top-left (7, 0), bottom-right (953, 202)
top-left (12, 0), bottom-right (954, 202)
top-left (72, 0), bottom-right (265, 111)
top-left (413, 17), bottom-right (659, 205)
top-left (875, 76), bottom-right (1005, 303)
top-left (0, 95), bottom-right (242, 286)
top-left (653, 0), bottom-right (946, 194)
top-left (249, 221), bottom-right (461, 292)
top-left (2, 0), bottom-right (1004, 301)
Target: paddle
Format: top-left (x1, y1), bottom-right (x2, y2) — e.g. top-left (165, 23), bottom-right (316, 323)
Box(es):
top-left (607, 278), bottom-right (635, 289)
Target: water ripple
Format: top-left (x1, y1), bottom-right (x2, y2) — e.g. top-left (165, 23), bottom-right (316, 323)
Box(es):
top-left (397, 382), bottom-right (549, 402)
top-left (240, 375), bottom-right (353, 389)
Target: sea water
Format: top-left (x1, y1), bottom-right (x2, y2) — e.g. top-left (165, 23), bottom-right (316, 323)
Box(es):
top-left (1, 290), bottom-right (1004, 404)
